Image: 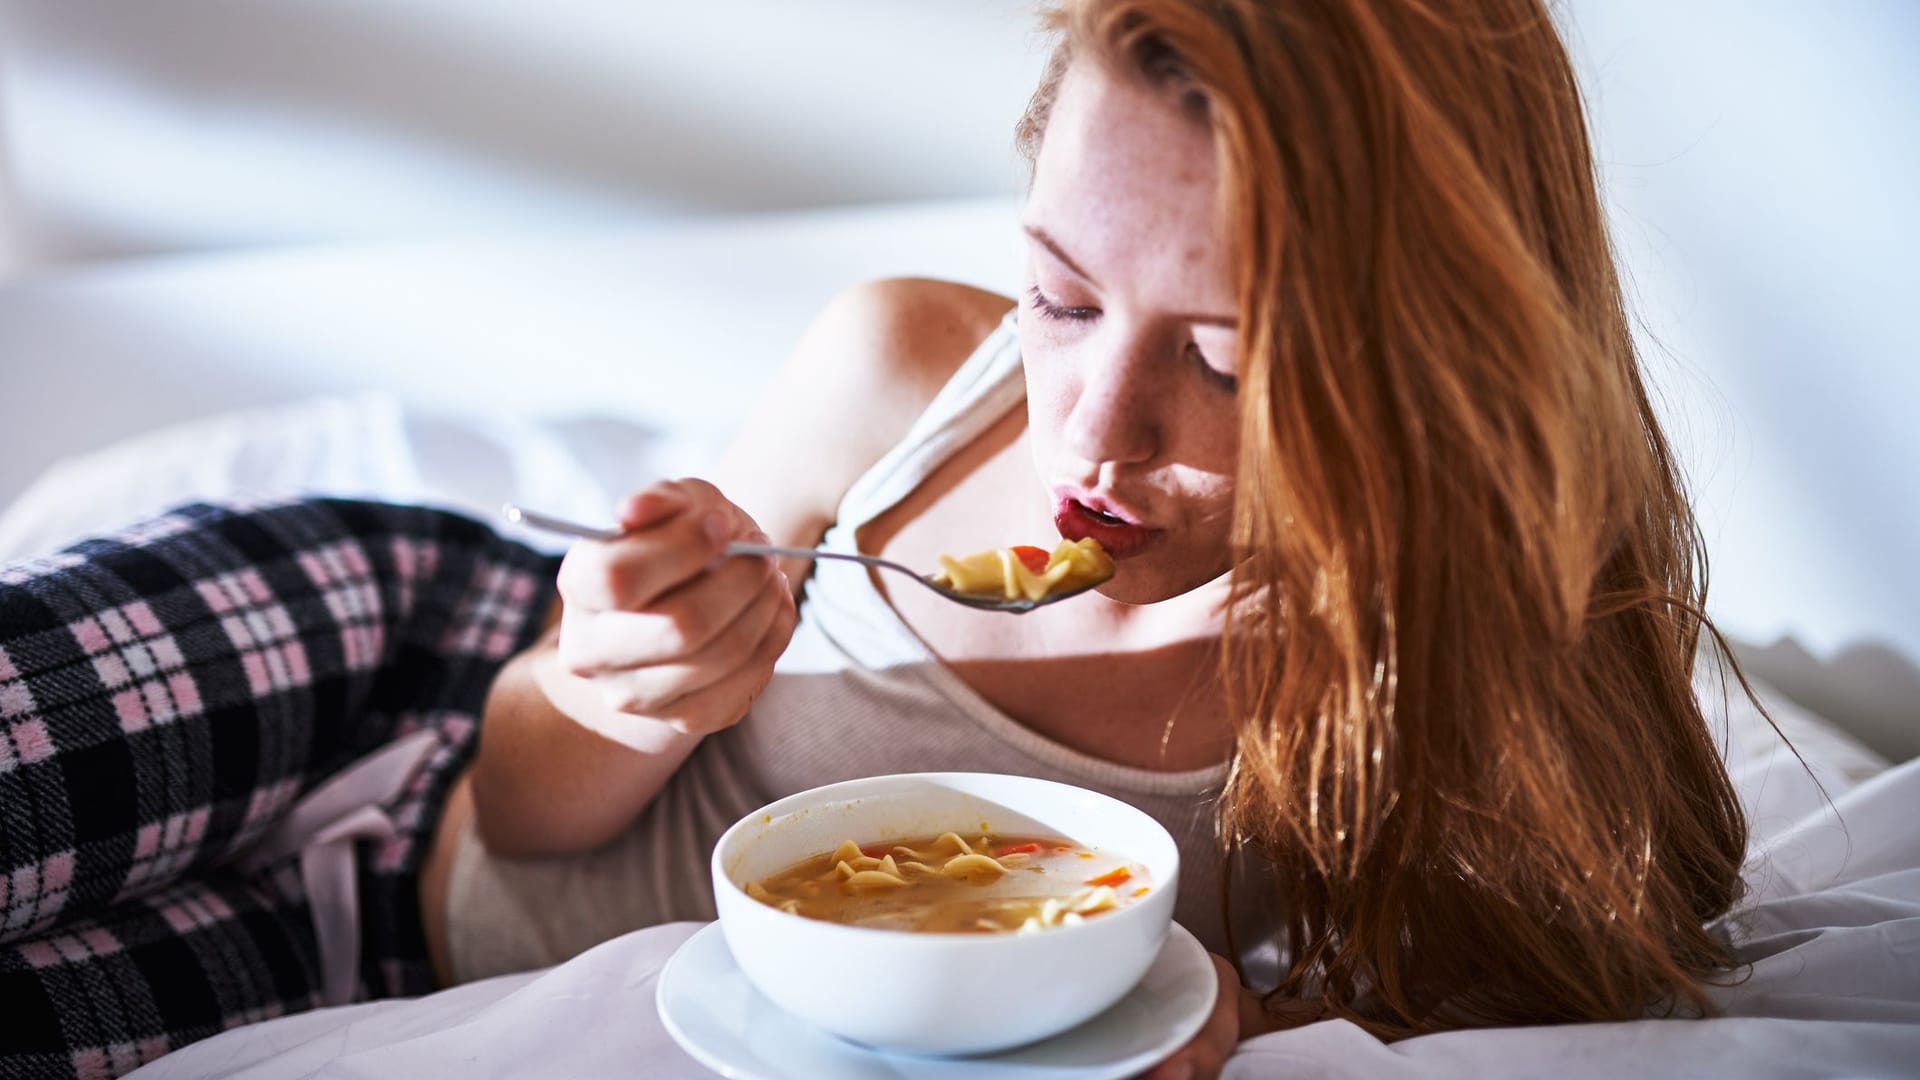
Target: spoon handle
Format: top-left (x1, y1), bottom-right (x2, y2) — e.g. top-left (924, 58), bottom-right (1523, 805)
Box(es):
top-left (500, 504), bottom-right (622, 542)
top-left (501, 507), bottom-right (919, 578)
top-left (722, 541), bottom-right (916, 576)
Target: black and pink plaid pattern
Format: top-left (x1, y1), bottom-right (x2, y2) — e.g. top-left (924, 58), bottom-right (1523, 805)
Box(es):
top-left (0, 499), bottom-right (555, 1079)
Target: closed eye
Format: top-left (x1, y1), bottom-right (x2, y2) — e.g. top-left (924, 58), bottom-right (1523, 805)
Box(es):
top-left (1027, 285), bottom-right (1099, 322)
top-left (1188, 342), bottom-right (1238, 393)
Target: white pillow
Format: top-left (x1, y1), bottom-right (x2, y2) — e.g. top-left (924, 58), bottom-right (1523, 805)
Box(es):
top-left (0, 393), bottom-right (688, 564)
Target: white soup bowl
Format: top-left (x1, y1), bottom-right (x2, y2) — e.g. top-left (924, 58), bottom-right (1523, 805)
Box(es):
top-left (710, 771), bottom-right (1180, 1056)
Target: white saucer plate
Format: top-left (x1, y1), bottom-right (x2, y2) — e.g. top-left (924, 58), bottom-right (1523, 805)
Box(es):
top-left (657, 920), bottom-right (1218, 1080)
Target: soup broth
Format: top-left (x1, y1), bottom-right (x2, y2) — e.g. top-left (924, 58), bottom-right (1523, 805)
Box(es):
top-left (746, 832), bottom-right (1151, 934)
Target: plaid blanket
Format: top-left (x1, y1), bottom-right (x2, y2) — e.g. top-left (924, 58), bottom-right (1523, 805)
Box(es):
top-left (0, 499), bottom-right (556, 1079)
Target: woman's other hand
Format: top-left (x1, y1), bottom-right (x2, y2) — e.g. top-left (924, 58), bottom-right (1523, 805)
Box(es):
top-left (553, 478), bottom-right (798, 748)
top-left (1143, 953), bottom-right (1272, 1080)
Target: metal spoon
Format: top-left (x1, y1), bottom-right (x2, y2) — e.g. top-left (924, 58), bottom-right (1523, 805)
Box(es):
top-left (501, 504), bottom-right (1104, 614)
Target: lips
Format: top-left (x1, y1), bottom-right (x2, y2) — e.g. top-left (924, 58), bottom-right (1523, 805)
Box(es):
top-left (1053, 495), bottom-right (1163, 560)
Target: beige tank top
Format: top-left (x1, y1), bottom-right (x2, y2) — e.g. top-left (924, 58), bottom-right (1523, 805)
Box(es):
top-left (448, 313), bottom-right (1277, 984)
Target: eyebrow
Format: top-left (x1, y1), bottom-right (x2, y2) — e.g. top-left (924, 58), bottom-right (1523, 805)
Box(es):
top-left (1022, 223), bottom-right (1238, 329)
top-left (1024, 224), bottom-right (1100, 287)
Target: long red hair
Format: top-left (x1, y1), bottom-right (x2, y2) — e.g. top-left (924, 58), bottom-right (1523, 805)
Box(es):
top-left (1021, 0), bottom-right (1750, 1036)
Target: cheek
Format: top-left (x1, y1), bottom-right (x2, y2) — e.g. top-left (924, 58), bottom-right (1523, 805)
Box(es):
top-left (1159, 388), bottom-right (1240, 485)
top-left (1166, 425), bottom-right (1240, 544)
top-left (1017, 324), bottom-right (1076, 444)
top-left (1193, 413), bottom-right (1241, 482)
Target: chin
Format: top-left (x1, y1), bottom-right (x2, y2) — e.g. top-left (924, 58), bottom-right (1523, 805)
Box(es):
top-left (1092, 579), bottom-right (1164, 606)
top-left (1093, 562), bottom-right (1226, 606)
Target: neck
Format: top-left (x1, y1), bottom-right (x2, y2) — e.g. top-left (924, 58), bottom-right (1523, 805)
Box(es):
top-left (1094, 566), bottom-right (1233, 655)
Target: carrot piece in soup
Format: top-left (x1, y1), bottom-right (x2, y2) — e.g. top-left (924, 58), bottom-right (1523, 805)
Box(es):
top-left (1011, 545), bottom-right (1051, 574)
top-left (1084, 866), bottom-right (1133, 887)
top-left (994, 842), bottom-right (1042, 856)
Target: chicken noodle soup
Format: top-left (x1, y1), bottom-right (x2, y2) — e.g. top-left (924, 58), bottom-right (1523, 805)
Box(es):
top-left (930, 539), bottom-right (1115, 603)
top-left (746, 832), bottom-right (1151, 934)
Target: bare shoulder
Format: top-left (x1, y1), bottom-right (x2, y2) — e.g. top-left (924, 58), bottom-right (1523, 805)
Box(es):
top-left (808, 277), bottom-right (1016, 408)
top-left (712, 279), bottom-right (1014, 583)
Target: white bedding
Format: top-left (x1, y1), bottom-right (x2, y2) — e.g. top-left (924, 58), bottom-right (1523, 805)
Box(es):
top-left (127, 755), bottom-right (1920, 1079)
top-left (0, 392), bottom-right (659, 562)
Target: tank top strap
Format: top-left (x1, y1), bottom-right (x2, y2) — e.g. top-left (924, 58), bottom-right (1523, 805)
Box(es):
top-left (827, 310), bottom-right (1024, 541)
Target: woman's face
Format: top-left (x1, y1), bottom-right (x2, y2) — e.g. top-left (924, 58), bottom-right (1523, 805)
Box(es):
top-left (1021, 60), bottom-right (1240, 605)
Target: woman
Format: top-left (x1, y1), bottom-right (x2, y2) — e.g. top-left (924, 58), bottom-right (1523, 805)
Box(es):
top-left (1, 1), bottom-right (1749, 1077)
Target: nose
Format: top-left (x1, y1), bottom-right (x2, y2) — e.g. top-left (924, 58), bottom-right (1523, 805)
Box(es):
top-left (1061, 326), bottom-right (1162, 468)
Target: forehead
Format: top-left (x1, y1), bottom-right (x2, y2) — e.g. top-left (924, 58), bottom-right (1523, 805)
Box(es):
top-left (1025, 61), bottom-right (1231, 306)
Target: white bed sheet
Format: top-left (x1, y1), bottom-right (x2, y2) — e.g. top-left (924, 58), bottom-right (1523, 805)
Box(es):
top-left (126, 757), bottom-right (1920, 1079)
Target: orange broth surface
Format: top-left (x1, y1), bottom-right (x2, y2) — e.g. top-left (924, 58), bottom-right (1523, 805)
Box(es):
top-left (746, 832), bottom-right (1152, 934)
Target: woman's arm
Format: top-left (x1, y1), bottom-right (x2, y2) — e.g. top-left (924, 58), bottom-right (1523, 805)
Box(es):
top-left (468, 279), bottom-right (1015, 857)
